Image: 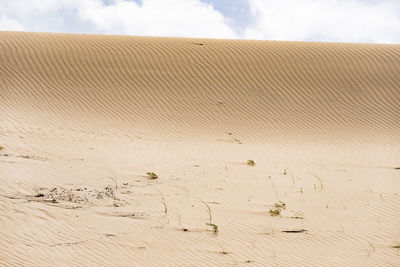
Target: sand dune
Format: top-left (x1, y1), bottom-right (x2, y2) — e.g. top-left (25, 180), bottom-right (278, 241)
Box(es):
top-left (1, 31), bottom-right (400, 266)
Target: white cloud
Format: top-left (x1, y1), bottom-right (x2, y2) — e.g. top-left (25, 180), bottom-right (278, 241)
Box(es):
top-left (0, 15), bottom-right (23, 31)
top-left (0, 0), bottom-right (237, 38)
top-left (245, 0), bottom-right (400, 43)
top-left (0, 5), bottom-right (23, 30)
top-left (0, 0), bottom-right (399, 43)
top-left (77, 0), bottom-right (236, 38)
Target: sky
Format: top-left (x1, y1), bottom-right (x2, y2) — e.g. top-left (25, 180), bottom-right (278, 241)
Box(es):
top-left (0, 0), bottom-right (399, 43)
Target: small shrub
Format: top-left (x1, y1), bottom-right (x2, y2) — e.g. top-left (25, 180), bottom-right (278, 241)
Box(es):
top-left (207, 223), bottom-right (219, 233)
top-left (269, 209), bottom-right (281, 216)
top-left (247, 160), bottom-right (255, 166)
top-left (274, 201), bottom-right (286, 209)
top-left (147, 172), bottom-right (158, 179)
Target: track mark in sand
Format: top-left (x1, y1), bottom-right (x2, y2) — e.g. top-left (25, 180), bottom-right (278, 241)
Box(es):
top-left (0, 153), bottom-right (49, 161)
top-left (96, 211), bottom-right (149, 219)
top-left (48, 233), bottom-right (117, 247)
top-left (49, 239), bottom-right (89, 247)
top-left (0, 160), bottom-right (17, 164)
top-left (217, 132), bottom-right (242, 144)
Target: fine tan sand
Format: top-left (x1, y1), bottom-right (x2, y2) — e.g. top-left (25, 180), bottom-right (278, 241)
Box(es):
top-left (1, 31), bottom-right (399, 266)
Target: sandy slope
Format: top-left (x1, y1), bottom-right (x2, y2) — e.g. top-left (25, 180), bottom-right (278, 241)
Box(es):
top-left (1, 31), bottom-right (400, 266)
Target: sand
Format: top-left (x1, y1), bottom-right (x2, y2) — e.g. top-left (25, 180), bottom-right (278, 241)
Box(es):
top-left (1, 31), bottom-right (399, 266)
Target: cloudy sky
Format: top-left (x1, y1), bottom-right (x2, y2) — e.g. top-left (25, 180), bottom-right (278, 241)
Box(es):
top-left (0, 0), bottom-right (399, 43)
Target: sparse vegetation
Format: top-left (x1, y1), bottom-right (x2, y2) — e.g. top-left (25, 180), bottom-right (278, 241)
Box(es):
top-left (202, 200), bottom-right (218, 233)
top-left (269, 200), bottom-right (287, 216)
top-left (160, 195), bottom-right (167, 214)
top-left (274, 201), bottom-right (286, 209)
top-left (246, 160), bottom-right (255, 166)
top-left (207, 223), bottom-right (219, 233)
top-left (147, 172), bottom-right (158, 179)
top-left (155, 189), bottom-right (168, 214)
top-left (313, 174), bottom-right (324, 191)
top-left (269, 209), bottom-right (281, 216)
top-left (202, 200), bottom-right (212, 224)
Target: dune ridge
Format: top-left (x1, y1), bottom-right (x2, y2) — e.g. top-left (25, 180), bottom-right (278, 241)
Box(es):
top-left (2, 31), bottom-right (399, 145)
top-left (1, 31), bottom-right (400, 266)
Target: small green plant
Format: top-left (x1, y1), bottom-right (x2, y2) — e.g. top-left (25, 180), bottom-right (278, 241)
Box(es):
top-left (147, 172), bottom-right (158, 179)
top-left (274, 201), bottom-right (286, 209)
top-left (247, 160), bottom-right (255, 166)
top-left (207, 223), bottom-right (219, 233)
top-left (269, 209), bottom-right (281, 216)
top-left (160, 195), bottom-right (167, 214)
top-left (269, 200), bottom-right (286, 216)
top-left (202, 200), bottom-right (218, 233)
top-left (155, 189), bottom-right (167, 214)
top-left (202, 200), bottom-right (212, 224)
top-left (313, 174), bottom-right (324, 191)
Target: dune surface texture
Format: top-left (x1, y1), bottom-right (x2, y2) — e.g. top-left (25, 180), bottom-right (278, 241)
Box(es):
top-left (1, 31), bottom-right (400, 266)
